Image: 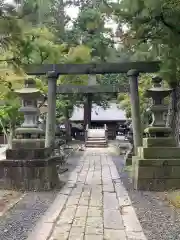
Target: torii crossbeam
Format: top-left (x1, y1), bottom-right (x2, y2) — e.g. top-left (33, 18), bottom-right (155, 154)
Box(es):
top-left (25, 61), bottom-right (160, 75)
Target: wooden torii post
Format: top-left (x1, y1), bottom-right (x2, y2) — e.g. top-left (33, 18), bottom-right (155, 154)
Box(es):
top-left (25, 61), bottom-right (160, 153)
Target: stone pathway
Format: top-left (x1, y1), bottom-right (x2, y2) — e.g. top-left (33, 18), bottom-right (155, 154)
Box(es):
top-left (28, 149), bottom-right (147, 240)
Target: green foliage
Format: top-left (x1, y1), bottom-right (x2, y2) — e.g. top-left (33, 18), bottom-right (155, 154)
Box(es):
top-left (0, 81), bottom-right (23, 145)
top-left (118, 74), bottom-right (152, 121)
top-left (0, 94), bottom-right (21, 128)
top-left (74, 7), bottom-right (114, 61)
top-left (0, 1), bottom-right (23, 53)
top-left (112, 0), bottom-right (180, 85)
top-left (56, 95), bottom-right (74, 121)
top-left (11, 26), bottom-right (67, 67)
top-left (76, 8), bottom-right (104, 32)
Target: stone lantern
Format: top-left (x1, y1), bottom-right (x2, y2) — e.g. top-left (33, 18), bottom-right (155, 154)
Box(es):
top-left (12, 78), bottom-right (45, 149)
top-left (132, 76), bottom-right (180, 191)
top-left (0, 78), bottom-right (59, 191)
top-left (145, 76), bottom-right (172, 135)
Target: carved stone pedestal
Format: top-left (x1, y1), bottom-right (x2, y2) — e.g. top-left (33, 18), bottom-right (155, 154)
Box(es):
top-left (125, 129), bottom-right (134, 165)
top-left (0, 148), bottom-right (60, 191)
top-left (132, 128), bottom-right (180, 191)
top-left (125, 146), bottom-right (134, 165)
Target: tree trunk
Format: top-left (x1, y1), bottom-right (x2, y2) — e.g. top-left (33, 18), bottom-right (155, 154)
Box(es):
top-left (7, 124), bottom-right (15, 149)
top-left (166, 85), bottom-right (180, 145)
top-left (0, 120), bottom-right (14, 149)
top-left (8, 129), bottom-right (13, 149)
top-left (64, 118), bottom-right (71, 142)
top-left (83, 93), bottom-right (92, 128)
top-left (56, 0), bottom-right (66, 40)
top-left (64, 108), bottom-right (71, 142)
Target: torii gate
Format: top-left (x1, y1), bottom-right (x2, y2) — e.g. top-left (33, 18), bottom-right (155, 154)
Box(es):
top-left (25, 61), bottom-right (160, 154)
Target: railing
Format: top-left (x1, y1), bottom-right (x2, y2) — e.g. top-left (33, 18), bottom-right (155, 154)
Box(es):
top-left (85, 124), bottom-right (108, 142)
top-left (88, 126), bottom-right (104, 129)
top-left (85, 124), bottom-right (89, 143)
top-left (104, 124), bottom-right (108, 142)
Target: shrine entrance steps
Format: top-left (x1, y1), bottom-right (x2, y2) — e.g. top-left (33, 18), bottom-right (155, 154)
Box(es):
top-left (85, 137), bottom-right (108, 148)
top-left (85, 127), bottom-right (108, 148)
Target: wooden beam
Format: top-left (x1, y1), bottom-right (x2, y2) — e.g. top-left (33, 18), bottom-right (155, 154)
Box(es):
top-left (57, 84), bottom-right (129, 94)
top-left (25, 61), bottom-right (161, 76)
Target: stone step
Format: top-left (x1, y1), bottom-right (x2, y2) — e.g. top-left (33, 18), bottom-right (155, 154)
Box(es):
top-left (85, 141), bottom-right (108, 147)
top-left (133, 157), bottom-right (180, 166)
top-left (86, 140), bottom-right (107, 144)
top-left (86, 141), bottom-right (107, 144)
top-left (86, 135), bottom-right (108, 148)
top-left (87, 137), bottom-right (106, 141)
top-left (85, 144), bottom-right (108, 148)
top-left (138, 147), bottom-right (180, 159)
top-left (143, 137), bottom-right (176, 148)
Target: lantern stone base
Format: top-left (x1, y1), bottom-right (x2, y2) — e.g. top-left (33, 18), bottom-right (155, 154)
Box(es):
top-left (132, 136), bottom-right (180, 191)
top-left (132, 157), bottom-right (180, 191)
top-left (125, 146), bottom-right (134, 165)
top-left (6, 147), bottom-right (52, 160)
top-left (12, 139), bottom-right (45, 149)
top-left (0, 148), bottom-right (61, 191)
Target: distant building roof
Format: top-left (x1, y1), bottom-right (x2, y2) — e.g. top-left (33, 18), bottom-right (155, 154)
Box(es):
top-left (70, 103), bottom-right (127, 121)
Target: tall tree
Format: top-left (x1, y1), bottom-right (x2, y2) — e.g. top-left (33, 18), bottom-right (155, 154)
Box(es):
top-left (109, 0), bottom-right (180, 143)
top-left (70, 4), bottom-right (115, 127)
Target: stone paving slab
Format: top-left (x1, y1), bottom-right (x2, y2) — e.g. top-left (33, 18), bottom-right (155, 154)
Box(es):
top-left (27, 149), bottom-right (147, 240)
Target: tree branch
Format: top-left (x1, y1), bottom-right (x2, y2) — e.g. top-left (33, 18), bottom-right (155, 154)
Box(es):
top-left (0, 58), bottom-right (15, 62)
top-left (158, 13), bottom-right (180, 35)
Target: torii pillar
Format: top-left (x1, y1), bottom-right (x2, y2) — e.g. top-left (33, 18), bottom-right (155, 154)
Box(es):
top-left (45, 71), bottom-right (59, 148)
top-left (83, 75), bottom-right (97, 128)
top-left (127, 69), bottom-right (143, 154)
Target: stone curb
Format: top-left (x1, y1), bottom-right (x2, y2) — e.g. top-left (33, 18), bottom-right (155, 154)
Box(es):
top-left (27, 193), bottom-right (69, 240)
top-left (0, 193), bottom-right (25, 217)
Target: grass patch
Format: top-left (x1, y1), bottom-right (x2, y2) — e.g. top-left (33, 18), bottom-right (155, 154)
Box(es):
top-left (108, 145), bottom-right (121, 156)
top-left (123, 165), bottom-right (133, 172)
top-left (122, 165), bottom-right (133, 178)
top-left (165, 191), bottom-right (180, 208)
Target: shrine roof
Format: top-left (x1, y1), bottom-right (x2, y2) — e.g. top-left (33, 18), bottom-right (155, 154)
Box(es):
top-left (70, 103), bottom-right (127, 121)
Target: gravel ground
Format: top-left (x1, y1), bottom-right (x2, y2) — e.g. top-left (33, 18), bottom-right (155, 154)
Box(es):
top-left (0, 146), bottom-right (80, 240)
top-left (0, 192), bottom-right (57, 240)
top-left (112, 155), bottom-right (180, 240)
